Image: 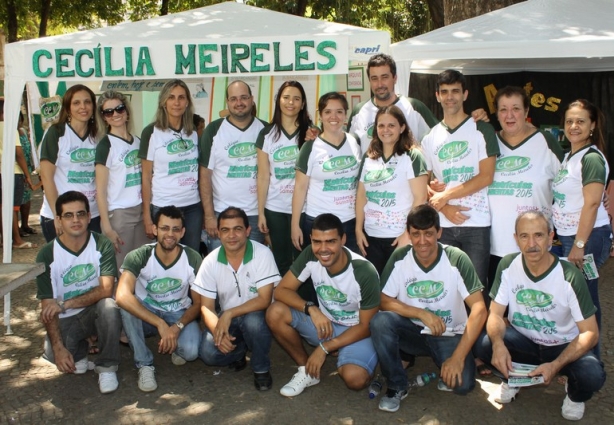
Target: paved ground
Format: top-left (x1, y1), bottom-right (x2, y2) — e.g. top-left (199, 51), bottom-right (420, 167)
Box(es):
top-left (1, 188), bottom-right (613, 424)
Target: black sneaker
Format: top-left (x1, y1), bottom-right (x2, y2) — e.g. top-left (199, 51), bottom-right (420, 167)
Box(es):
top-left (228, 355), bottom-right (247, 372)
top-left (254, 371), bottom-right (273, 391)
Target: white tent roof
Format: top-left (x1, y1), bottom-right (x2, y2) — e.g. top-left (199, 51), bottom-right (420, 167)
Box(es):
top-left (2, 2), bottom-right (389, 261)
top-left (392, 0), bottom-right (614, 94)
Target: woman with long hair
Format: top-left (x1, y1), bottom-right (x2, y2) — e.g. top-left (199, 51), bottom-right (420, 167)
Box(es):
top-left (257, 81), bottom-right (312, 275)
top-left (39, 84), bottom-right (100, 241)
top-left (138, 79), bottom-right (202, 251)
top-left (355, 105), bottom-right (428, 274)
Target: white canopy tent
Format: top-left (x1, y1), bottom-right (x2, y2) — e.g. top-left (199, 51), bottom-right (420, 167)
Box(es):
top-left (392, 0), bottom-right (614, 96)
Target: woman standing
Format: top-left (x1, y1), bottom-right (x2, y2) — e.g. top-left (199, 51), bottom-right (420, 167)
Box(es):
top-left (139, 79), bottom-right (202, 252)
top-left (18, 112), bottom-right (41, 236)
top-left (291, 92), bottom-right (361, 253)
top-left (553, 99), bottom-right (612, 357)
top-left (95, 91), bottom-right (149, 268)
top-left (39, 84), bottom-right (100, 241)
top-left (257, 81), bottom-right (312, 275)
top-left (355, 105), bottom-right (428, 274)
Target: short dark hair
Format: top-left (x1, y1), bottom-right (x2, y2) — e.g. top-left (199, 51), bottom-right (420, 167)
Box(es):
top-left (367, 53), bottom-right (397, 78)
top-left (317, 92), bottom-right (348, 115)
top-left (56, 191), bottom-right (89, 217)
top-left (312, 213), bottom-right (344, 238)
top-left (436, 69), bottom-right (466, 92)
top-left (494, 86), bottom-right (529, 112)
top-left (154, 205), bottom-right (185, 227)
top-left (218, 207), bottom-right (249, 229)
top-left (406, 204), bottom-right (440, 232)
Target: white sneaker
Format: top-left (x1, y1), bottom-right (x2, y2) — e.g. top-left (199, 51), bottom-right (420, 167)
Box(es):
top-left (171, 352), bottom-right (186, 366)
top-left (495, 382), bottom-right (520, 404)
top-left (98, 372), bottom-right (118, 394)
top-left (74, 357), bottom-right (89, 374)
top-left (138, 366), bottom-right (157, 392)
top-left (561, 395), bottom-right (585, 421)
top-left (280, 366), bottom-right (320, 397)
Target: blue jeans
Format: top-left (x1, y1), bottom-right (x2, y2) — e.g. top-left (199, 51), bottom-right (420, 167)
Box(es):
top-left (300, 213), bottom-right (359, 254)
top-left (199, 311), bottom-right (271, 373)
top-left (151, 202), bottom-right (203, 253)
top-left (120, 300), bottom-right (200, 367)
top-left (41, 215), bottom-right (102, 243)
top-left (206, 213), bottom-right (265, 253)
top-left (370, 311), bottom-right (476, 395)
top-left (475, 327), bottom-right (605, 402)
top-left (440, 226), bottom-right (490, 287)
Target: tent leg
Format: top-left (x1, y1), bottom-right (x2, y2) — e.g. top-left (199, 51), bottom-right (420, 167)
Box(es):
top-left (3, 293), bottom-right (13, 335)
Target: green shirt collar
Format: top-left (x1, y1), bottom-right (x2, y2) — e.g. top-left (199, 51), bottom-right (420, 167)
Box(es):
top-left (217, 239), bottom-right (254, 265)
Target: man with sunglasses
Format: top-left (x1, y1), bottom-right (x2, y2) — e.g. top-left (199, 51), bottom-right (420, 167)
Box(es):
top-left (116, 205), bottom-right (203, 392)
top-left (192, 207), bottom-right (280, 391)
top-left (36, 191), bottom-right (121, 394)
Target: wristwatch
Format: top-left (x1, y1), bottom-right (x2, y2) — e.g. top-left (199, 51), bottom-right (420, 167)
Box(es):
top-left (175, 321), bottom-right (185, 331)
top-left (574, 239), bottom-right (586, 249)
top-left (304, 301), bottom-right (316, 316)
top-left (57, 299), bottom-right (66, 314)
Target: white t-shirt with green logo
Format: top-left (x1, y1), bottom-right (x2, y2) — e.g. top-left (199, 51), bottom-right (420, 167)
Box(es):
top-left (381, 243), bottom-right (483, 334)
top-left (139, 123), bottom-right (199, 208)
top-left (296, 134), bottom-right (362, 222)
top-left (422, 118), bottom-right (499, 228)
top-left (291, 246), bottom-right (380, 326)
top-left (121, 243), bottom-right (202, 312)
top-left (552, 145), bottom-right (610, 236)
top-left (491, 253), bottom-right (596, 346)
top-left (95, 134), bottom-right (142, 211)
top-left (255, 124), bottom-right (300, 214)
top-left (40, 123), bottom-right (99, 218)
top-left (358, 149), bottom-right (427, 238)
top-left (192, 240), bottom-right (280, 311)
top-left (199, 117), bottom-right (266, 216)
top-left (488, 131), bottom-right (563, 257)
top-left (36, 232), bottom-right (117, 318)
top-left (348, 96), bottom-right (436, 146)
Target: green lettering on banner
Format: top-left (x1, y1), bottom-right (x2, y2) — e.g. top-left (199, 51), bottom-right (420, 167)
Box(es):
top-left (176, 44), bottom-right (197, 75)
top-left (56, 48), bottom-right (75, 78)
top-left (124, 47), bottom-right (134, 77)
top-left (251, 43), bottom-right (270, 73)
top-left (221, 44), bottom-right (229, 74)
top-left (104, 47), bottom-right (124, 77)
top-left (295, 41), bottom-right (315, 71)
top-left (199, 44), bottom-right (219, 74)
top-left (33, 50), bottom-right (53, 78)
top-left (230, 44), bottom-right (249, 73)
top-left (316, 40), bottom-right (337, 70)
top-left (93, 45), bottom-right (103, 77)
top-left (75, 49), bottom-right (94, 77)
top-left (273, 42), bottom-right (293, 72)
top-left (135, 47), bottom-right (155, 76)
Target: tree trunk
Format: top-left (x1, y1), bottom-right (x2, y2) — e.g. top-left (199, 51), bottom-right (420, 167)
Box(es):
top-left (426, 0), bottom-right (444, 29)
top-left (444, 0), bottom-right (525, 25)
top-left (39, 0), bottom-right (51, 37)
top-left (160, 0), bottom-right (169, 16)
top-left (295, 0), bottom-right (308, 16)
top-left (6, 0), bottom-right (18, 42)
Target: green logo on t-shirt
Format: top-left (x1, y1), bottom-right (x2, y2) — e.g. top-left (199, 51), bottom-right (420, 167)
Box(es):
top-left (272, 146), bottom-right (299, 162)
top-left (146, 278), bottom-right (182, 294)
top-left (316, 285), bottom-right (347, 302)
top-left (70, 148), bottom-right (95, 163)
top-left (496, 156), bottom-right (530, 172)
top-left (407, 280), bottom-right (444, 299)
top-left (516, 289), bottom-right (553, 308)
top-left (367, 125), bottom-right (374, 138)
top-left (228, 142), bottom-right (257, 158)
top-left (363, 168), bottom-right (394, 183)
top-left (167, 139), bottom-right (195, 155)
top-left (554, 169), bottom-right (568, 184)
top-left (438, 141), bottom-right (468, 161)
top-left (322, 156), bottom-right (357, 172)
top-left (124, 150), bottom-right (140, 167)
top-left (63, 263), bottom-right (96, 286)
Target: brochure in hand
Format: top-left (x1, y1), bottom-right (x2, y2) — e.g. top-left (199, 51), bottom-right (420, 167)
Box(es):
top-left (508, 362), bottom-right (544, 387)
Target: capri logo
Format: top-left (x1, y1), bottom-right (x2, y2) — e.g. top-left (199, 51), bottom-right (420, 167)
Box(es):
top-left (124, 150), bottom-right (140, 167)
top-left (228, 142), bottom-right (257, 158)
top-left (363, 168), bottom-right (394, 183)
top-left (63, 264), bottom-right (96, 286)
top-left (322, 156), bottom-right (357, 172)
top-left (316, 286), bottom-right (347, 303)
top-left (438, 141), bottom-right (468, 161)
top-left (273, 146), bottom-right (298, 162)
top-left (146, 278), bottom-right (182, 294)
top-left (70, 148), bottom-right (95, 163)
top-left (516, 289), bottom-right (553, 308)
top-left (407, 280), bottom-right (444, 299)
top-left (167, 139), bottom-right (194, 155)
top-left (496, 156), bottom-right (530, 172)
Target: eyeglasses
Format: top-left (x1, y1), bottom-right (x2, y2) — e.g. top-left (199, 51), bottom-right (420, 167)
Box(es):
top-left (227, 95), bottom-right (251, 104)
top-left (101, 104), bottom-right (127, 118)
top-left (60, 210), bottom-right (88, 220)
top-left (157, 225), bottom-right (183, 233)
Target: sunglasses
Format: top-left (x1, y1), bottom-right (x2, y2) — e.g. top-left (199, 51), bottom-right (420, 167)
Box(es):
top-left (101, 104), bottom-right (127, 118)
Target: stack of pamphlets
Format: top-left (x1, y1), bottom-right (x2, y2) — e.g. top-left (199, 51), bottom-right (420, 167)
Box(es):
top-left (508, 362), bottom-right (544, 387)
